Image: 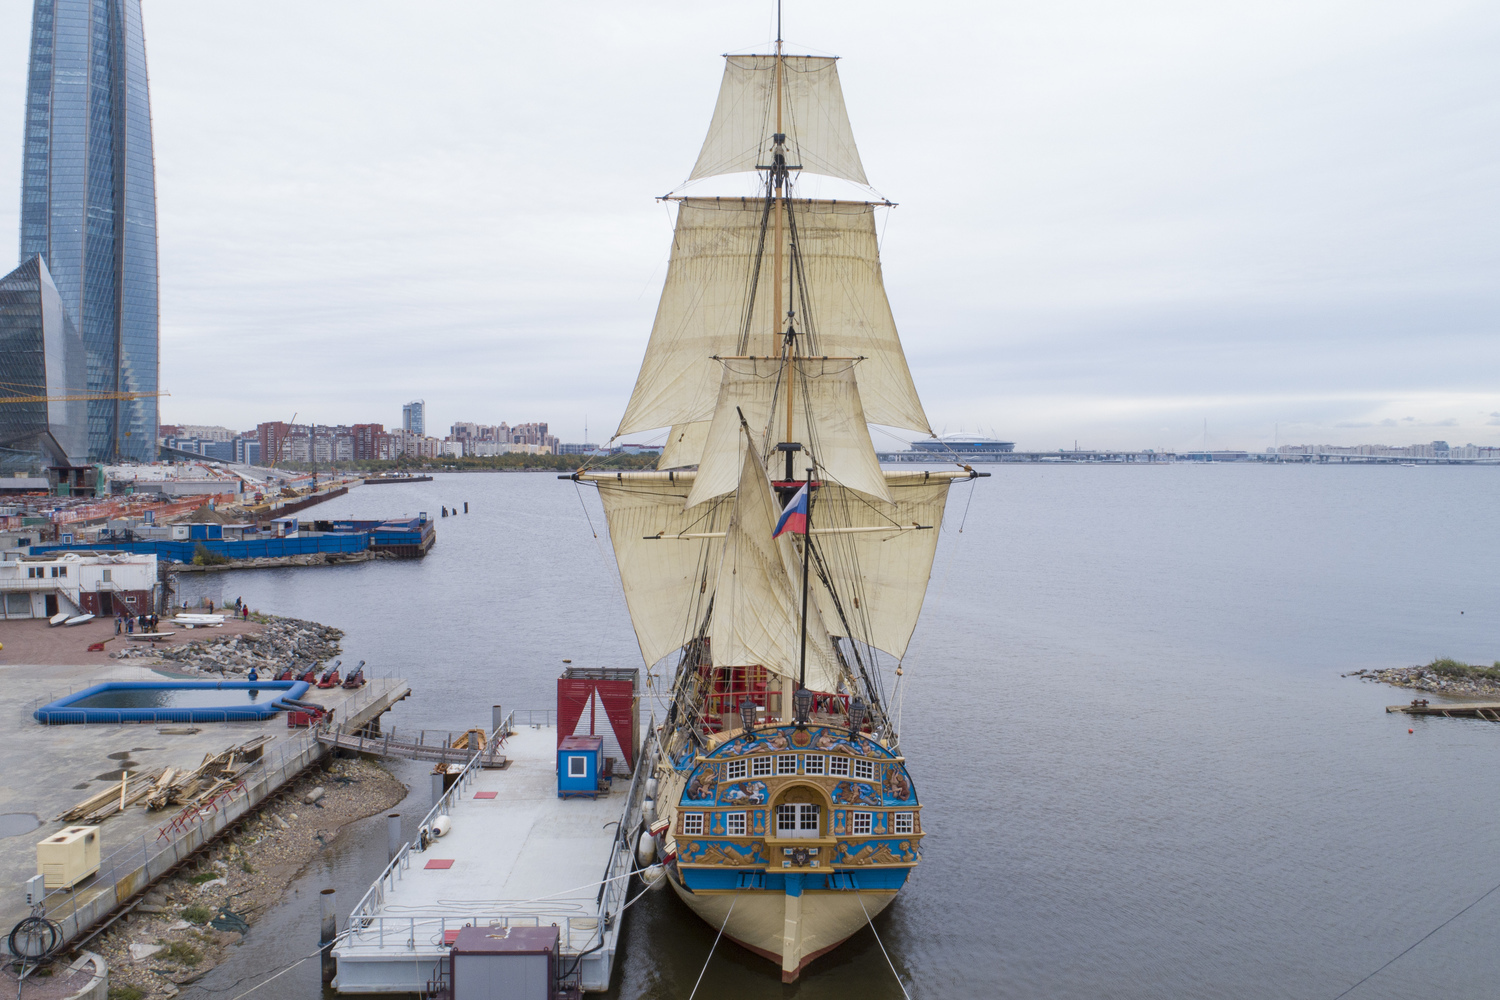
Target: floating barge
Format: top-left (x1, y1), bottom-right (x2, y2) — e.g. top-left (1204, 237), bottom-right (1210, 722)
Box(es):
top-left (333, 712), bottom-right (655, 994)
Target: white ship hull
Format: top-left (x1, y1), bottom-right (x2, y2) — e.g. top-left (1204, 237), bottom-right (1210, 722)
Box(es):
top-left (666, 867), bottom-right (896, 982)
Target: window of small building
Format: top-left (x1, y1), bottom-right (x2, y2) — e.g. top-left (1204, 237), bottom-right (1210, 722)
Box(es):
top-left (751, 756), bottom-right (772, 777)
top-left (682, 813), bottom-right (704, 835)
top-left (567, 755), bottom-right (587, 777)
top-left (102, 569), bottom-right (111, 582)
top-left (776, 755), bottom-right (797, 775)
top-left (726, 759), bottom-right (747, 780)
top-left (852, 811), bottom-right (872, 835)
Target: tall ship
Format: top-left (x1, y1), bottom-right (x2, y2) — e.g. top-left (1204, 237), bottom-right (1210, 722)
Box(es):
top-left (568, 25), bottom-right (983, 983)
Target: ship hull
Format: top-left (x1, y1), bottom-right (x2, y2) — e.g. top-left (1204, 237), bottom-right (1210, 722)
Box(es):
top-left (666, 867), bottom-right (897, 982)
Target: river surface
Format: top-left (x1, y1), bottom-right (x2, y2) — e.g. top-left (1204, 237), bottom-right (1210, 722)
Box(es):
top-left (178, 466), bottom-right (1500, 1000)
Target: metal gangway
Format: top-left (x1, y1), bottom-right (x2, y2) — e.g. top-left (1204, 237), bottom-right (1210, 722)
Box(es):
top-left (315, 722), bottom-right (508, 768)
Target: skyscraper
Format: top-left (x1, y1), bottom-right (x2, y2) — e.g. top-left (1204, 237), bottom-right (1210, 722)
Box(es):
top-left (0, 255), bottom-right (88, 472)
top-left (403, 400), bottom-right (426, 437)
top-left (19, 0), bottom-right (159, 463)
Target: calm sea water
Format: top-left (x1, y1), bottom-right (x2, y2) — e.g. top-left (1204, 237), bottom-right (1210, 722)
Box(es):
top-left (179, 466), bottom-right (1500, 1000)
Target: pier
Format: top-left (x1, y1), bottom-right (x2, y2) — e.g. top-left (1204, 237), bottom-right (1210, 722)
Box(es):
top-left (332, 714), bottom-right (656, 994)
top-left (315, 724), bottom-right (509, 768)
top-left (1387, 701), bottom-right (1500, 720)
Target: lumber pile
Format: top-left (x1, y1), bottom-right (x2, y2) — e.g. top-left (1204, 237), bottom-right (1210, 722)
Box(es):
top-left (58, 767), bottom-right (166, 823)
top-left (55, 734), bottom-right (279, 823)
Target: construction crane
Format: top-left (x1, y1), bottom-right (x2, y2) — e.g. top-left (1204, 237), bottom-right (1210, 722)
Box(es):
top-left (0, 383), bottom-right (170, 462)
top-left (269, 412), bottom-right (298, 470)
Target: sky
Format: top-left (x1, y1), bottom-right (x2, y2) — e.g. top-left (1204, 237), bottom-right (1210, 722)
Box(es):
top-left (2, 0), bottom-right (1498, 452)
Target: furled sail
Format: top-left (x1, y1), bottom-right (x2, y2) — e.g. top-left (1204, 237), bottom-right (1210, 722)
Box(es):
top-left (709, 443), bottom-right (844, 693)
top-left (617, 198), bottom-right (930, 438)
top-left (809, 474), bottom-right (954, 659)
top-left (690, 55), bottom-right (867, 185)
top-left (597, 474), bottom-right (724, 668)
top-left (686, 357), bottom-right (890, 507)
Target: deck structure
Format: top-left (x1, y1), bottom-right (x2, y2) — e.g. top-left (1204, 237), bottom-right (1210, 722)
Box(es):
top-left (332, 718), bottom-right (654, 994)
top-left (1387, 701), bottom-right (1500, 720)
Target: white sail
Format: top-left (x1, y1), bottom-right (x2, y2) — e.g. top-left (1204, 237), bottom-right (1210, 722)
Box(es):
top-left (686, 357), bottom-right (890, 507)
top-left (809, 476), bottom-right (953, 659)
top-left (709, 442), bottom-right (844, 693)
top-left (617, 198), bottom-right (930, 437)
top-left (659, 421), bottom-right (711, 469)
top-left (597, 476), bottom-right (724, 668)
top-left (690, 55), bottom-right (867, 185)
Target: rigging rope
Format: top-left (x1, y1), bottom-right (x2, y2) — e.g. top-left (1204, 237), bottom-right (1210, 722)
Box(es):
top-left (855, 891), bottom-right (912, 1000)
top-left (686, 892), bottom-right (740, 1000)
top-left (1328, 873), bottom-right (1500, 999)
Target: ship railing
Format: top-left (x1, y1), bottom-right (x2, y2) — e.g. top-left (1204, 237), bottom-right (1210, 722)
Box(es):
top-left (339, 914), bottom-right (592, 954)
top-left (345, 710), bottom-right (515, 927)
top-left (592, 724), bottom-right (659, 932)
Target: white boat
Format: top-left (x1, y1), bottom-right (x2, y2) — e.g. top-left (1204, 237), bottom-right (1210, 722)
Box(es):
top-left (48, 612), bottom-right (70, 627)
top-left (126, 631), bottom-right (177, 640)
top-left (566, 27), bottom-right (982, 982)
top-left (63, 614), bottom-right (95, 626)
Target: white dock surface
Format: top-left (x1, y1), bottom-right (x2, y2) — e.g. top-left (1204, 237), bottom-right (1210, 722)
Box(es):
top-left (334, 723), bottom-right (637, 994)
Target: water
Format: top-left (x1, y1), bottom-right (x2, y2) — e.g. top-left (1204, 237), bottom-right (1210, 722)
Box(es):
top-left (177, 467), bottom-right (1500, 1000)
top-left (68, 684), bottom-right (294, 710)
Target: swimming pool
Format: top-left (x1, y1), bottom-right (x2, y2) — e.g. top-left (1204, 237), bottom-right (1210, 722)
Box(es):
top-left (34, 681), bottom-right (312, 724)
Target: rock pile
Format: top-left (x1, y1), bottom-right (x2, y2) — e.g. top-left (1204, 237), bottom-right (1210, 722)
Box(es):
top-left (110, 615), bottom-right (343, 675)
top-left (1348, 666), bottom-right (1500, 698)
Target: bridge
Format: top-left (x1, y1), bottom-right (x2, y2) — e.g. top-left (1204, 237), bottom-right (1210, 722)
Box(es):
top-left (315, 722), bottom-right (509, 768)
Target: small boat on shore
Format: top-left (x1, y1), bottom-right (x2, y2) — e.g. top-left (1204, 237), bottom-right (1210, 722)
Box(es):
top-left (49, 612), bottom-right (70, 627)
top-left (63, 614), bottom-right (94, 626)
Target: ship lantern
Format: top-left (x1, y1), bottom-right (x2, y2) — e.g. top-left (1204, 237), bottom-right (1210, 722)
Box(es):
top-left (848, 697), bottom-right (867, 734)
top-left (739, 698), bottom-right (758, 731)
top-left (793, 687), bottom-right (813, 726)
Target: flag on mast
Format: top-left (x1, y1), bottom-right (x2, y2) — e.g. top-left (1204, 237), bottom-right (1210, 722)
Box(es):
top-left (773, 483), bottom-right (810, 538)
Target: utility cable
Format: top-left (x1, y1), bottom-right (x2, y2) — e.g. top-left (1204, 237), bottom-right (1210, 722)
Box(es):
top-left (686, 892), bottom-right (739, 1000)
top-left (1328, 874), bottom-right (1500, 999)
top-left (855, 891), bottom-right (911, 1000)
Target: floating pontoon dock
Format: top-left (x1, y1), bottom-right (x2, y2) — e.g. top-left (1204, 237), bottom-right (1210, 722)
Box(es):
top-left (1387, 701), bottom-right (1500, 720)
top-left (333, 715), bottom-right (654, 994)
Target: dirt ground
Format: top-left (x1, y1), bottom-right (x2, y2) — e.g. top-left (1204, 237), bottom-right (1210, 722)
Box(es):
top-left (0, 616), bottom-right (265, 669)
top-left (86, 757), bottom-right (406, 1000)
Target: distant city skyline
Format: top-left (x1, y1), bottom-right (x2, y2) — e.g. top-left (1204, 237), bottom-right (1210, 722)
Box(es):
top-left (3, 2), bottom-right (1497, 452)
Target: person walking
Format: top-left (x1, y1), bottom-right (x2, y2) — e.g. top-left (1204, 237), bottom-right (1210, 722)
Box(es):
top-left (242, 605), bottom-right (249, 621)
top-left (114, 615), bottom-right (122, 636)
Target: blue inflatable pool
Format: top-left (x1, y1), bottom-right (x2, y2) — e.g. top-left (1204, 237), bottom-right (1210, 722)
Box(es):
top-left (34, 680), bottom-right (312, 724)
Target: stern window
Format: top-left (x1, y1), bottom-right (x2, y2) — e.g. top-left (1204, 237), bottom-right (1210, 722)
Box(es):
top-left (852, 812), bottom-right (872, 835)
top-left (727, 812), bottom-right (746, 836)
top-left (682, 813), bottom-right (704, 835)
top-left (829, 756), bottom-right (850, 777)
top-left (776, 755), bottom-right (797, 775)
top-left (726, 759), bottom-right (747, 780)
top-left (894, 812), bottom-right (914, 834)
top-left (804, 755), bottom-right (825, 775)
top-left (853, 759), bottom-right (875, 781)
top-left (751, 757), bottom-right (772, 777)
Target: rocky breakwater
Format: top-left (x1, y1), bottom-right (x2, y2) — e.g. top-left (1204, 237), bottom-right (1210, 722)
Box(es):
top-left (110, 616), bottom-right (343, 676)
top-left (1348, 657), bottom-right (1500, 698)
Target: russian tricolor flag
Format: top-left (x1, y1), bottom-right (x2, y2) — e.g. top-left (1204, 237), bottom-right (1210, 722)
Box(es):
top-left (773, 483), bottom-right (810, 538)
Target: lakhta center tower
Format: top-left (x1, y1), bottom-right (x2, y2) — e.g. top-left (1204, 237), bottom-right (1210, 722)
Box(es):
top-left (18, 0), bottom-right (159, 463)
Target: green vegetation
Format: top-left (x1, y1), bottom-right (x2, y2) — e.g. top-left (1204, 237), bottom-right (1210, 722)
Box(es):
top-left (239, 858), bottom-right (254, 874)
top-left (161, 941), bottom-right (202, 967)
top-left (186, 870), bottom-right (220, 885)
top-left (110, 986), bottom-right (145, 1000)
top-left (180, 903), bottom-right (213, 924)
top-left (192, 543), bottom-right (232, 566)
top-left (1426, 657), bottom-right (1500, 681)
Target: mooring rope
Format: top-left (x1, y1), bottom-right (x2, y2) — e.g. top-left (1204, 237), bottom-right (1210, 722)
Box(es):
top-left (856, 891), bottom-right (911, 1000)
top-left (686, 892), bottom-right (739, 1000)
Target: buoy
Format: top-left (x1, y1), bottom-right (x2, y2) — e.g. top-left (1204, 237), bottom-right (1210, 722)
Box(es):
top-left (432, 815), bottom-right (452, 838)
top-left (641, 863), bottom-right (666, 889)
top-left (642, 798), bottom-right (655, 823)
top-left (644, 777), bottom-right (658, 799)
top-left (636, 830), bottom-right (656, 866)
top-left (1409, 729), bottom-right (1414, 734)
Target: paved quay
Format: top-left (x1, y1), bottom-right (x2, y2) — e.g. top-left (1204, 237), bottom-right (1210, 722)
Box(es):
top-left (0, 638), bottom-right (409, 945)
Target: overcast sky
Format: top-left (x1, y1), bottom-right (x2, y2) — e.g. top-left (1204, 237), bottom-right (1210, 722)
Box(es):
top-left (3, 0), bottom-right (1498, 451)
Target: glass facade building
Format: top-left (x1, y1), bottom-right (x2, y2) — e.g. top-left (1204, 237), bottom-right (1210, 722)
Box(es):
top-left (19, 0), bottom-right (159, 463)
top-left (0, 256), bottom-right (89, 473)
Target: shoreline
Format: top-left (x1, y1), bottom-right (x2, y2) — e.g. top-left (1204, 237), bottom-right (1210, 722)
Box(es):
top-left (1346, 666), bottom-right (1500, 699)
top-left (86, 757), bottom-right (406, 1000)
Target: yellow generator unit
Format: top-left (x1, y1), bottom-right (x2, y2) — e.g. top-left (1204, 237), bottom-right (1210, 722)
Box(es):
top-left (37, 826), bottom-right (100, 889)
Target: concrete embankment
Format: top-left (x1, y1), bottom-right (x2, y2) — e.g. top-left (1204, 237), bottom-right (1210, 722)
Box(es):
top-left (169, 550), bottom-right (397, 573)
top-left (87, 757), bottom-right (406, 1000)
